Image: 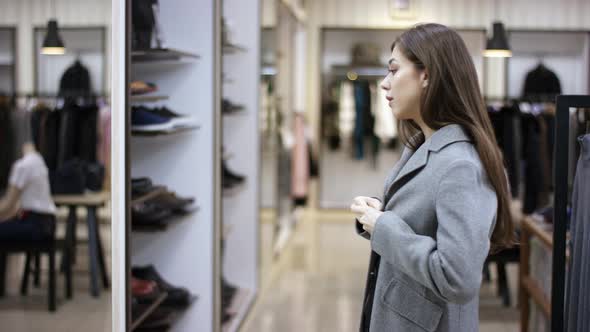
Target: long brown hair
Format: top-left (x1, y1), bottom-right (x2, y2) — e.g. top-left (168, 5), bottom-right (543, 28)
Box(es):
top-left (393, 23), bottom-right (514, 251)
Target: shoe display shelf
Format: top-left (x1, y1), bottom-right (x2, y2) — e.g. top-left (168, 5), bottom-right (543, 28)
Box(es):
top-left (130, 95), bottom-right (170, 102)
top-left (131, 292), bottom-right (168, 331)
top-left (219, 0), bottom-right (261, 330)
top-left (131, 126), bottom-right (200, 137)
top-left (222, 43), bottom-right (247, 54)
top-left (131, 293), bottom-right (199, 331)
top-left (113, 0), bottom-right (222, 331)
top-left (131, 48), bottom-right (200, 62)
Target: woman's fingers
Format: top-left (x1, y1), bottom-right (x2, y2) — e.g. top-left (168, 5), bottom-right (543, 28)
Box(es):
top-left (367, 198), bottom-right (381, 209)
top-left (353, 196), bottom-right (368, 206)
top-left (350, 204), bottom-right (368, 214)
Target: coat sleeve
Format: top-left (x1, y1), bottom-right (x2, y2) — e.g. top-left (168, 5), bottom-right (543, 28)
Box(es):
top-left (370, 160), bottom-right (497, 304)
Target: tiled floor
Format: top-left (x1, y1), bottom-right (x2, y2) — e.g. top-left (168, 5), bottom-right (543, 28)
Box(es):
top-left (244, 214), bottom-right (521, 332)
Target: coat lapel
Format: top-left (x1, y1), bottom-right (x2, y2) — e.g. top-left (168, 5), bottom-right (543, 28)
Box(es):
top-left (382, 124), bottom-right (472, 204)
top-left (382, 147), bottom-right (413, 195)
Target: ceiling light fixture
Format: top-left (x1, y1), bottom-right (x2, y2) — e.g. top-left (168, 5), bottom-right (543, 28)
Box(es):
top-left (41, 0), bottom-right (65, 55)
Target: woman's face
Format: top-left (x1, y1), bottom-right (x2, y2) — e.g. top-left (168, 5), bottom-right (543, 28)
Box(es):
top-left (380, 45), bottom-right (427, 121)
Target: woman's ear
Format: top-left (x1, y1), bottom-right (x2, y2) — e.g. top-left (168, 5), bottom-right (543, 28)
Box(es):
top-left (421, 71), bottom-right (429, 88)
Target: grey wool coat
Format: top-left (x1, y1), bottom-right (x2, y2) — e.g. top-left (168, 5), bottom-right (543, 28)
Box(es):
top-left (358, 124), bottom-right (498, 332)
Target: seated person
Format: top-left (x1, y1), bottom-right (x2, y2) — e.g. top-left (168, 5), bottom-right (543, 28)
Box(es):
top-left (0, 143), bottom-right (56, 241)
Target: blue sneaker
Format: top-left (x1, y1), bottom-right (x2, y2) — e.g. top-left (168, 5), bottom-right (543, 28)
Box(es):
top-left (131, 107), bottom-right (173, 132)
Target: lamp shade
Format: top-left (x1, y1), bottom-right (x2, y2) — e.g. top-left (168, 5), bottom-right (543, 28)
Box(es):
top-left (41, 20), bottom-right (65, 55)
top-left (484, 21), bottom-right (511, 58)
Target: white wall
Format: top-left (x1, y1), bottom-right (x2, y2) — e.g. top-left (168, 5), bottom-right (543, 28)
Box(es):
top-left (310, 0), bottom-right (590, 29)
top-left (305, 0), bottom-right (590, 157)
top-left (0, 0), bottom-right (111, 93)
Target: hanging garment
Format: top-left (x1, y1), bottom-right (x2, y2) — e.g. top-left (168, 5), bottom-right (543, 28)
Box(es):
top-left (59, 60), bottom-right (92, 98)
top-left (97, 105), bottom-right (111, 190)
top-left (338, 81), bottom-right (355, 149)
top-left (522, 63), bottom-right (562, 102)
top-left (353, 80), bottom-right (372, 160)
top-left (543, 112), bottom-right (555, 189)
top-left (291, 114), bottom-right (309, 201)
top-left (537, 116), bottom-right (552, 206)
top-left (57, 103), bottom-right (98, 167)
top-left (522, 113), bottom-right (545, 214)
top-left (38, 106), bottom-right (61, 172)
top-left (323, 82), bottom-right (341, 150)
top-left (488, 105), bottom-right (521, 197)
top-left (565, 134), bottom-right (590, 332)
top-left (0, 103), bottom-right (16, 191)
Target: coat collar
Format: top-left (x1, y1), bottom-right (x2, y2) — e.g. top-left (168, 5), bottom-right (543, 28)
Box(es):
top-left (383, 124), bottom-right (472, 202)
top-left (426, 124), bottom-right (472, 152)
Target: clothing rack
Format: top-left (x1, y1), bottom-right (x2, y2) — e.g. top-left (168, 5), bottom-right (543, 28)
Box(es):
top-left (551, 95), bottom-right (590, 331)
top-left (1, 92), bottom-right (109, 98)
top-left (0, 92), bottom-right (109, 109)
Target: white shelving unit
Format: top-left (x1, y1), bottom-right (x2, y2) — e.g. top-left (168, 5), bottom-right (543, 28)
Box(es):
top-left (221, 0), bottom-right (261, 330)
top-left (112, 0), bottom-right (222, 331)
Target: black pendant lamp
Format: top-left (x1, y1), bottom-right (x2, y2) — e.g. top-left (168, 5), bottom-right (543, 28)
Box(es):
top-left (42, 20), bottom-right (65, 55)
top-left (41, 0), bottom-right (65, 55)
top-left (484, 21), bottom-right (511, 58)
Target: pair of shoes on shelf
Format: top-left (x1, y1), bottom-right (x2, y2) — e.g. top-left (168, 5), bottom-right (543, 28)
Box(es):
top-left (131, 266), bottom-right (195, 331)
top-left (132, 277), bottom-right (162, 304)
top-left (221, 278), bottom-right (239, 324)
top-left (131, 177), bottom-right (197, 228)
top-left (133, 265), bottom-right (193, 308)
top-left (132, 177), bottom-right (163, 197)
top-left (131, 81), bottom-right (158, 95)
top-left (222, 161), bottom-right (245, 191)
top-left (222, 99), bottom-right (245, 115)
top-left (131, 106), bottom-right (199, 133)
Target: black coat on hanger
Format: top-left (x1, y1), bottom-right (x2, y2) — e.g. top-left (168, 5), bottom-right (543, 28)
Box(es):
top-left (522, 62), bottom-right (562, 101)
top-left (59, 60), bottom-right (92, 98)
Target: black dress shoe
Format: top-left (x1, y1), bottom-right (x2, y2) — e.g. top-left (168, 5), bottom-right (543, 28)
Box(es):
top-left (222, 278), bottom-right (238, 298)
top-left (222, 162), bottom-right (245, 183)
top-left (132, 201), bottom-right (173, 225)
top-left (221, 311), bottom-right (235, 324)
top-left (132, 265), bottom-right (192, 308)
top-left (131, 177), bottom-right (154, 196)
top-left (147, 191), bottom-right (195, 214)
top-left (222, 99), bottom-right (245, 114)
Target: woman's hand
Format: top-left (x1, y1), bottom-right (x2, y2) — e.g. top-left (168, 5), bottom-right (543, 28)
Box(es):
top-left (351, 196), bottom-right (383, 235)
top-left (352, 196), bottom-right (382, 210)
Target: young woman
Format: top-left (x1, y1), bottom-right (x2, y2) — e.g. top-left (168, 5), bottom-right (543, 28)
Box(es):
top-left (0, 142), bottom-right (56, 241)
top-left (351, 23), bottom-right (513, 332)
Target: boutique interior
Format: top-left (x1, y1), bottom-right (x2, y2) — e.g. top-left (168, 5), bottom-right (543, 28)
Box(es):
top-left (0, 0), bottom-right (590, 331)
